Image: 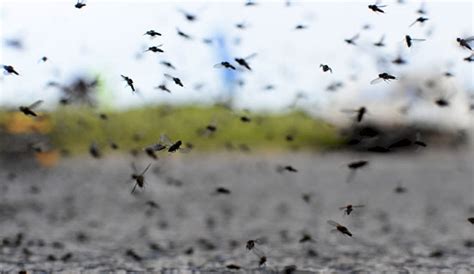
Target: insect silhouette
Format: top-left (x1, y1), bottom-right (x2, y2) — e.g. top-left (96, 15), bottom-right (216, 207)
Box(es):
top-left (464, 54), bottom-right (474, 62)
top-left (178, 9), bottom-right (197, 22)
top-left (130, 163), bottom-right (152, 193)
top-left (339, 204), bottom-right (365, 215)
top-left (409, 17), bottom-right (429, 27)
top-left (176, 28), bottom-right (192, 40)
top-left (145, 45), bottom-right (164, 53)
top-left (327, 220), bottom-right (353, 237)
top-left (468, 217), bottom-right (474, 225)
top-left (342, 106), bottom-right (368, 123)
top-left (214, 61), bottom-right (236, 70)
top-left (277, 165), bottom-right (298, 173)
top-left (226, 264), bottom-right (241, 270)
top-left (295, 24), bottom-right (308, 30)
top-left (164, 73), bottom-right (184, 87)
top-left (214, 187), bottom-right (231, 195)
top-left (234, 53), bottom-right (257, 71)
top-left (345, 33), bottom-right (360, 45)
top-left (2, 65), bottom-right (19, 75)
top-left (160, 61), bottom-right (176, 69)
top-left (394, 181), bottom-right (407, 194)
top-left (320, 64), bottom-right (333, 73)
top-left (374, 35), bottom-right (386, 47)
top-left (368, 1), bottom-right (387, 13)
top-left (370, 73), bottom-right (397, 84)
top-left (144, 30), bottom-right (161, 37)
top-left (346, 160), bottom-right (369, 182)
top-left (19, 100), bottom-right (43, 117)
top-left (75, 0), bottom-right (86, 9)
top-left (89, 143), bottom-right (101, 159)
top-left (392, 54), bottom-right (407, 65)
top-left (456, 37), bottom-right (474, 50)
top-left (405, 35), bottom-right (425, 48)
top-left (121, 75), bottom-right (135, 92)
top-left (155, 83), bottom-right (171, 93)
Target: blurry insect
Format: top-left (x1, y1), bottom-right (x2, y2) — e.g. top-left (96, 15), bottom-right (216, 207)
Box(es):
top-left (392, 54), bottom-right (407, 65)
top-left (159, 134), bottom-right (186, 153)
top-left (19, 100), bottom-right (43, 117)
top-left (339, 204), bottom-right (365, 215)
top-left (277, 165), bottom-right (298, 173)
top-left (179, 9), bottom-right (197, 22)
top-left (75, 0), bottom-right (86, 9)
top-left (260, 84), bottom-right (274, 91)
top-left (89, 143), bottom-right (101, 158)
top-left (245, 0), bottom-right (257, 6)
top-left (327, 220), bottom-right (352, 237)
top-left (144, 135), bottom-right (170, 153)
top-left (144, 30), bottom-right (161, 37)
top-left (344, 33), bottom-right (360, 45)
top-left (326, 81), bottom-right (344, 92)
top-left (405, 35), bottom-right (425, 48)
top-left (283, 265), bottom-right (297, 274)
top-left (234, 53), bottom-right (257, 71)
top-left (302, 193), bottom-right (312, 204)
top-left (226, 264), bottom-right (241, 270)
top-left (374, 35), bottom-right (386, 47)
top-left (320, 64), bottom-right (333, 73)
top-left (176, 28), bottom-right (192, 40)
top-left (394, 181), bottom-right (407, 194)
top-left (121, 75), bottom-right (135, 92)
top-left (417, 2), bottom-right (427, 14)
top-left (130, 163), bottom-right (151, 193)
top-left (164, 73), bottom-right (184, 87)
top-left (346, 160), bottom-right (368, 182)
top-left (125, 249), bottom-right (142, 261)
top-left (214, 187), bottom-right (231, 195)
top-left (39, 56), bottom-right (48, 63)
top-left (109, 142), bottom-right (119, 150)
top-left (342, 106), bottom-right (368, 123)
top-left (214, 61), bottom-right (236, 70)
top-left (258, 256), bottom-right (267, 266)
top-left (409, 17), bottom-right (429, 27)
top-left (160, 61), bottom-right (176, 69)
top-left (2, 65), bottom-right (19, 75)
top-left (348, 160), bottom-right (368, 169)
top-left (468, 217), bottom-right (474, 224)
top-left (464, 54), bottom-right (474, 62)
top-left (368, 1), bottom-right (387, 13)
top-left (456, 37), bottom-right (474, 50)
top-left (145, 45), bottom-right (164, 53)
top-left (295, 24), bottom-right (308, 30)
top-left (144, 147), bottom-right (158, 160)
top-left (155, 83), bottom-right (171, 93)
top-left (299, 233), bottom-right (315, 243)
top-left (433, 91), bottom-right (455, 107)
top-left (168, 140), bottom-right (182, 152)
top-left (235, 22), bottom-right (248, 29)
top-left (370, 73), bottom-right (397, 84)
top-left (240, 116), bottom-right (251, 122)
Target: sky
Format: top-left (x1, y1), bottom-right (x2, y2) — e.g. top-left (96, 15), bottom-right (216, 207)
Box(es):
top-left (0, 0), bottom-right (473, 126)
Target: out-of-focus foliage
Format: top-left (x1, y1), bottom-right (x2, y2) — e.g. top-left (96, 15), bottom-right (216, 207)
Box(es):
top-left (31, 105), bottom-right (342, 155)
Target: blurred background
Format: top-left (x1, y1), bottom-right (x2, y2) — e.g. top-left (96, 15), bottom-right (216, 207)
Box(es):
top-left (0, 0), bottom-right (473, 163)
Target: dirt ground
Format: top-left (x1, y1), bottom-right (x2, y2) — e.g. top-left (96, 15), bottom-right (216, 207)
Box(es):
top-left (0, 148), bottom-right (473, 273)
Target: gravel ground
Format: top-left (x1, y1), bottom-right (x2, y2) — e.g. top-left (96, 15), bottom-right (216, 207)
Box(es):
top-left (0, 149), bottom-right (473, 273)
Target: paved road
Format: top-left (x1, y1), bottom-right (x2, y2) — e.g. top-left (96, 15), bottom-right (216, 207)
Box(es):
top-left (0, 149), bottom-right (473, 273)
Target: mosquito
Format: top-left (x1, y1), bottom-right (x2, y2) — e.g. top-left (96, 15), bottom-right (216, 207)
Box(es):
top-left (327, 220), bottom-right (353, 237)
top-left (19, 100), bottom-right (43, 117)
top-left (130, 163), bottom-right (152, 193)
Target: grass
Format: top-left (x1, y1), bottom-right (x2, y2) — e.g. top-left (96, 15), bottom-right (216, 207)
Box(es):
top-left (1, 104), bottom-right (344, 155)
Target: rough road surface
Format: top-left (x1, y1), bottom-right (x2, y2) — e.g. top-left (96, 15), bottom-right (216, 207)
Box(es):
top-left (0, 149), bottom-right (473, 273)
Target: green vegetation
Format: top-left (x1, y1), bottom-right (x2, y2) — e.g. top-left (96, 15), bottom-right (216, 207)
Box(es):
top-left (2, 105), bottom-right (344, 155)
